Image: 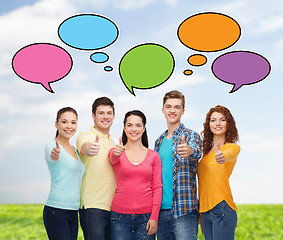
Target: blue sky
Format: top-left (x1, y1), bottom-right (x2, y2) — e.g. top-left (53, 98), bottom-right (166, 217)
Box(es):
top-left (0, 0), bottom-right (282, 204)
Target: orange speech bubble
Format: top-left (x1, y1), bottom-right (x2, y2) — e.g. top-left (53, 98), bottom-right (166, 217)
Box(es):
top-left (178, 12), bottom-right (241, 52)
top-left (188, 54), bottom-right (207, 66)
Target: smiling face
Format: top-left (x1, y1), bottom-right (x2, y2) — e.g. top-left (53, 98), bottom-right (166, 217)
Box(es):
top-left (55, 111), bottom-right (78, 140)
top-left (209, 111), bottom-right (227, 137)
top-left (92, 105), bottom-right (115, 134)
top-left (123, 115), bottom-right (145, 143)
top-left (162, 98), bottom-right (185, 126)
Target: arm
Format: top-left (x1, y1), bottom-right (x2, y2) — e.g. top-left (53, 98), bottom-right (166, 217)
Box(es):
top-left (147, 152), bottom-right (162, 235)
top-left (215, 143), bottom-right (240, 164)
top-left (177, 131), bottom-right (202, 160)
top-left (187, 130), bottom-right (202, 160)
top-left (77, 134), bottom-right (100, 157)
top-left (108, 137), bottom-right (125, 165)
top-left (45, 141), bottom-right (59, 163)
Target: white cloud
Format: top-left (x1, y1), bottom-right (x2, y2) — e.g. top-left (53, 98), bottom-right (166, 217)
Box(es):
top-left (113, 0), bottom-right (156, 10)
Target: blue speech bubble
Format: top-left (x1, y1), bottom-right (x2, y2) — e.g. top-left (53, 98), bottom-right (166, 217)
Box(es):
top-left (58, 14), bottom-right (119, 50)
top-left (90, 52), bottom-right (109, 63)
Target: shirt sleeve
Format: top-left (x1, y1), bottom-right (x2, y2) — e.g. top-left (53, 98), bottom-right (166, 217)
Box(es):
top-left (108, 148), bottom-right (121, 165)
top-left (76, 132), bottom-right (94, 156)
top-left (150, 151), bottom-right (163, 221)
top-left (187, 130), bottom-right (202, 161)
top-left (44, 141), bottom-right (58, 163)
top-left (222, 144), bottom-right (240, 162)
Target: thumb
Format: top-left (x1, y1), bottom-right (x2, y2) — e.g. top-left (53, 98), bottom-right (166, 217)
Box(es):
top-left (56, 141), bottom-right (60, 149)
top-left (215, 142), bottom-right (221, 151)
top-left (119, 137), bottom-right (123, 146)
top-left (95, 135), bottom-right (99, 143)
top-left (181, 135), bottom-right (186, 144)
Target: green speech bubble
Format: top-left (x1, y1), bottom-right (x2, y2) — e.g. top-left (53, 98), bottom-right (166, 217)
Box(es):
top-left (119, 43), bottom-right (175, 95)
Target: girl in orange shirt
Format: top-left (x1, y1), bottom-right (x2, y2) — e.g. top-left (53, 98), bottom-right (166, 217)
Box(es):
top-left (197, 105), bottom-right (240, 240)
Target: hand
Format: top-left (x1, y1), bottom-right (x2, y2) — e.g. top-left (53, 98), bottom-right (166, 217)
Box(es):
top-left (88, 135), bottom-right (100, 157)
top-left (146, 219), bottom-right (158, 236)
top-left (215, 142), bottom-right (225, 164)
top-left (51, 141), bottom-right (60, 160)
top-left (113, 137), bottom-right (125, 156)
top-left (177, 135), bottom-right (193, 158)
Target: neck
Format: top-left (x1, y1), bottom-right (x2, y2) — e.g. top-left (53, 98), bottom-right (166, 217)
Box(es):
top-left (55, 135), bottom-right (70, 146)
top-left (125, 140), bottom-right (145, 150)
top-left (94, 126), bottom-right (110, 135)
top-left (167, 122), bottom-right (181, 138)
top-left (213, 135), bottom-right (226, 146)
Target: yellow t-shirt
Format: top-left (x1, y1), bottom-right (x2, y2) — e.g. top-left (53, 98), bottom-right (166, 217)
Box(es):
top-left (197, 143), bottom-right (240, 213)
top-left (76, 127), bottom-right (115, 211)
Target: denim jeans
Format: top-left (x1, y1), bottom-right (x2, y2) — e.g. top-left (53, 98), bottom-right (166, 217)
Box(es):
top-left (43, 205), bottom-right (78, 240)
top-left (157, 209), bottom-right (199, 240)
top-left (110, 211), bottom-right (156, 240)
top-left (79, 207), bottom-right (110, 240)
top-left (201, 200), bottom-right (237, 240)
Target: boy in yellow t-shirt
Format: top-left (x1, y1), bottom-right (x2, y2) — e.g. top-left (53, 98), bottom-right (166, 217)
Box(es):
top-left (76, 97), bottom-right (116, 240)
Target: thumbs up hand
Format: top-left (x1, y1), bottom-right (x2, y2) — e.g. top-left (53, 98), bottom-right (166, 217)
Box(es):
top-left (113, 137), bottom-right (125, 156)
top-left (215, 142), bottom-right (225, 164)
top-left (177, 135), bottom-right (193, 158)
top-left (51, 141), bottom-right (61, 160)
top-left (88, 135), bottom-right (100, 157)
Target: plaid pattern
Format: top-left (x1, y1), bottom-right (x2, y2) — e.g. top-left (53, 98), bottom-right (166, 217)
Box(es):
top-left (155, 123), bottom-right (202, 218)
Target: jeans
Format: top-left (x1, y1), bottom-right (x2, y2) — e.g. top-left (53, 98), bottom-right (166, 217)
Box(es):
top-left (157, 209), bottom-right (199, 240)
top-left (43, 205), bottom-right (78, 240)
top-left (201, 200), bottom-right (237, 240)
top-left (79, 207), bottom-right (110, 240)
top-left (110, 211), bottom-right (156, 240)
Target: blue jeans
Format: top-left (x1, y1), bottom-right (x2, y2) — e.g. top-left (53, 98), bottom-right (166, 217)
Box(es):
top-left (79, 207), bottom-right (110, 240)
top-left (110, 211), bottom-right (156, 240)
top-left (157, 209), bottom-right (199, 240)
top-left (201, 201), bottom-right (237, 240)
top-left (43, 205), bottom-right (78, 240)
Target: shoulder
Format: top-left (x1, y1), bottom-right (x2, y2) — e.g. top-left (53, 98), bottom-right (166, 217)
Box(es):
top-left (45, 140), bottom-right (55, 151)
top-left (180, 126), bottom-right (201, 139)
top-left (222, 143), bottom-right (240, 153)
top-left (155, 131), bottom-right (167, 143)
top-left (148, 149), bottom-right (161, 161)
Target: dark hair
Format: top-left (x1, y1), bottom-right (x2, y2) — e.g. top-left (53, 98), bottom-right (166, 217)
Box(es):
top-left (122, 110), bottom-right (148, 148)
top-left (201, 105), bottom-right (239, 155)
top-left (92, 97), bottom-right (115, 115)
top-left (55, 107), bottom-right (78, 137)
top-left (163, 90), bottom-right (185, 108)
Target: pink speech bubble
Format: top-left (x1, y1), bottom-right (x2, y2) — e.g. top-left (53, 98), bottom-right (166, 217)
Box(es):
top-left (12, 43), bottom-right (72, 93)
top-left (212, 51), bottom-right (271, 93)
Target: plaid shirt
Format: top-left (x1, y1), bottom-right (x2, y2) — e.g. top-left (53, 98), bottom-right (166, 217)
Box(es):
top-left (154, 123), bottom-right (202, 219)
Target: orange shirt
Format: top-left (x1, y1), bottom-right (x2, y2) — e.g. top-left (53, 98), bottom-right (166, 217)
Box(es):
top-left (197, 143), bottom-right (240, 213)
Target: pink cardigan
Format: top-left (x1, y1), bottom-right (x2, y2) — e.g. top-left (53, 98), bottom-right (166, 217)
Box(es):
top-left (108, 148), bottom-right (162, 221)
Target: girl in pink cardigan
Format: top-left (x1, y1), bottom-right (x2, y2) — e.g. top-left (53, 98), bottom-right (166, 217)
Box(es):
top-left (108, 110), bottom-right (162, 240)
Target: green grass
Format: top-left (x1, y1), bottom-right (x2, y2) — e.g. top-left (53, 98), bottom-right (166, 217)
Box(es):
top-left (0, 204), bottom-right (282, 239)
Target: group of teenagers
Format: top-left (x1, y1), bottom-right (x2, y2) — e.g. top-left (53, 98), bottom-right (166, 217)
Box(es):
top-left (43, 90), bottom-right (240, 240)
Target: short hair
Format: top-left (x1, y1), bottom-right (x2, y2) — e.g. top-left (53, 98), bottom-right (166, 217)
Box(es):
top-left (92, 97), bottom-right (115, 115)
top-left (163, 90), bottom-right (185, 108)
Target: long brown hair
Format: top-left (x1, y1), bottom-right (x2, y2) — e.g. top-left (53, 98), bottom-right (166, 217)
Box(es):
top-left (201, 105), bottom-right (239, 155)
